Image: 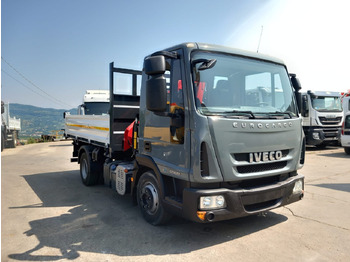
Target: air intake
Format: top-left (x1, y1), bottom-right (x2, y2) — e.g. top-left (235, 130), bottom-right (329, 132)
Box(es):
top-left (200, 142), bottom-right (210, 177)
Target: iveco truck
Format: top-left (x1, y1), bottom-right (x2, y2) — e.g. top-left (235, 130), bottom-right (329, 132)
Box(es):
top-left (301, 90), bottom-right (343, 147)
top-left (64, 43), bottom-right (305, 225)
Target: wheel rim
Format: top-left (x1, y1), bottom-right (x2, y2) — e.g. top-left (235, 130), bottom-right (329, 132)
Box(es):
top-left (81, 158), bottom-right (88, 180)
top-left (140, 182), bottom-right (159, 215)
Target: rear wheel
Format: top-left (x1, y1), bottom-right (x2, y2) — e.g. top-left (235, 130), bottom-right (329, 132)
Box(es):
top-left (137, 171), bottom-right (172, 225)
top-left (1, 132), bottom-right (4, 151)
top-left (79, 150), bottom-right (100, 186)
top-left (344, 147), bottom-right (350, 155)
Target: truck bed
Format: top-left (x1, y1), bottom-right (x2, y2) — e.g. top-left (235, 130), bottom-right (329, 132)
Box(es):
top-left (65, 114), bottom-right (109, 146)
top-left (8, 117), bottom-right (21, 131)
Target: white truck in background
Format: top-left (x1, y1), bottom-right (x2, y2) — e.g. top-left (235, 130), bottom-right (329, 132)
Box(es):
top-left (77, 90), bottom-right (110, 115)
top-left (1, 101), bottom-right (21, 151)
top-left (300, 90), bottom-right (343, 148)
top-left (340, 94), bottom-right (350, 154)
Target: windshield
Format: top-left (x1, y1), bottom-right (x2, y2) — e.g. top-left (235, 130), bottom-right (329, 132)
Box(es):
top-left (310, 96), bottom-right (342, 112)
top-left (84, 102), bottom-right (109, 115)
top-left (191, 52), bottom-right (298, 118)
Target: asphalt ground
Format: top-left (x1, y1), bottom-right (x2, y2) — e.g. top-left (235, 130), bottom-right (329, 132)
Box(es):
top-left (1, 141), bottom-right (350, 261)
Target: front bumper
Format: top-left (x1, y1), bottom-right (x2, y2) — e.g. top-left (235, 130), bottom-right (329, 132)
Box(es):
top-left (182, 174), bottom-right (304, 223)
top-left (306, 127), bottom-right (341, 146)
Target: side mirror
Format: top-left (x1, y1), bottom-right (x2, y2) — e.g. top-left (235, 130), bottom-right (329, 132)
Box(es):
top-left (290, 74), bottom-right (301, 91)
top-left (302, 96), bottom-right (309, 117)
top-left (144, 55), bottom-right (167, 112)
top-left (144, 55), bottom-right (166, 75)
top-left (289, 74), bottom-right (302, 113)
top-left (146, 76), bottom-right (167, 112)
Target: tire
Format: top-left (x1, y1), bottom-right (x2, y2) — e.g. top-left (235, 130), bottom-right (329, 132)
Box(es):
top-left (137, 171), bottom-right (172, 225)
top-left (8, 131), bottom-right (17, 148)
top-left (316, 143), bottom-right (326, 149)
top-left (80, 151), bottom-right (100, 186)
top-left (345, 147), bottom-right (350, 155)
top-left (1, 132), bottom-right (4, 152)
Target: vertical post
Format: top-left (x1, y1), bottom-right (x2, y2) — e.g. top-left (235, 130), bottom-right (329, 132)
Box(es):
top-left (109, 62), bottom-right (114, 103)
top-left (132, 74), bottom-right (137, 96)
top-left (109, 62), bottom-right (114, 157)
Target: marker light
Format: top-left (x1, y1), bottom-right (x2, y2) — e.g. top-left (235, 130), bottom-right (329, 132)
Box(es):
top-left (293, 180), bottom-right (303, 194)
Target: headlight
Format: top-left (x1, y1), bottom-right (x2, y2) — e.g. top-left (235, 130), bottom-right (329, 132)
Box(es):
top-left (312, 132), bottom-right (320, 140)
top-left (199, 195), bottom-right (226, 210)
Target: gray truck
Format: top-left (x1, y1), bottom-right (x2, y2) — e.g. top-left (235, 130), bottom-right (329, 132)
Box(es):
top-left (64, 43), bottom-right (305, 225)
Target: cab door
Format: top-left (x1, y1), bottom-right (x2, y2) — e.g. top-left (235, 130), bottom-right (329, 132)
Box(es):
top-left (141, 49), bottom-right (190, 180)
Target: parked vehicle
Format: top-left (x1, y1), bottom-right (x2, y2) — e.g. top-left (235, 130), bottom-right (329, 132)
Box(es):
top-left (300, 91), bottom-right (343, 147)
top-left (1, 101), bottom-right (21, 151)
top-left (341, 95), bottom-right (350, 154)
top-left (64, 43), bottom-right (305, 225)
top-left (77, 90), bottom-right (110, 115)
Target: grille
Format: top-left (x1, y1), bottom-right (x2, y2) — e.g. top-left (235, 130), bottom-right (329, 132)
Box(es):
top-left (234, 150), bottom-right (289, 162)
top-left (323, 127), bottom-right (339, 138)
top-left (244, 198), bottom-right (281, 212)
top-left (236, 161), bottom-right (287, 174)
top-left (319, 116), bottom-right (342, 125)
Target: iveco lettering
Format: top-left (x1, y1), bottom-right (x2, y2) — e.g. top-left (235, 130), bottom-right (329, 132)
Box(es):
top-left (64, 43), bottom-right (305, 225)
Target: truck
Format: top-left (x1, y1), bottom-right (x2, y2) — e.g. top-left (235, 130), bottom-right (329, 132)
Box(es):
top-left (64, 43), bottom-right (305, 225)
top-left (340, 93), bottom-right (350, 154)
top-left (1, 101), bottom-right (21, 151)
top-left (300, 90), bottom-right (343, 147)
top-left (77, 90), bottom-right (110, 115)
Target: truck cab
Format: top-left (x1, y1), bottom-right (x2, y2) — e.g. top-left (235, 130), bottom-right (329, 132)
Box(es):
top-left (301, 90), bottom-right (343, 147)
top-left (77, 90), bottom-right (110, 115)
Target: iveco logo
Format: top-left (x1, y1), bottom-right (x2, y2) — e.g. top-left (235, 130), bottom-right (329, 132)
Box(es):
top-left (249, 150), bottom-right (283, 163)
top-left (233, 122), bottom-right (293, 129)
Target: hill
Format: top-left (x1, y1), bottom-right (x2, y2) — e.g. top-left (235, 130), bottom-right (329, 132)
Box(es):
top-left (8, 103), bottom-right (76, 138)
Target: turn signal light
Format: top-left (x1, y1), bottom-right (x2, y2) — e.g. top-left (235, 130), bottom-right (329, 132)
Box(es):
top-left (197, 211), bottom-right (207, 221)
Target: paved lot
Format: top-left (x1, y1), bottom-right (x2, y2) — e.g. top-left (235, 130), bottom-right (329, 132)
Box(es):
top-left (1, 141), bottom-right (350, 261)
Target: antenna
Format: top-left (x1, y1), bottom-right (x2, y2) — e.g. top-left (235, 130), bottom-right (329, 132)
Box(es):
top-left (257, 26), bottom-right (264, 53)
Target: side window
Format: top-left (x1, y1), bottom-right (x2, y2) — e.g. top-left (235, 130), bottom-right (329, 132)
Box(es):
top-left (167, 57), bottom-right (184, 144)
top-left (170, 59), bottom-right (184, 108)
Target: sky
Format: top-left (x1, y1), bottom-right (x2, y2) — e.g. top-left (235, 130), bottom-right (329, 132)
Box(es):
top-left (1, 0), bottom-right (350, 110)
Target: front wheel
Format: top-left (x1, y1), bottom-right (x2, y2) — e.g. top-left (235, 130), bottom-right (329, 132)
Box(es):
top-left (137, 171), bottom-right (172, 225)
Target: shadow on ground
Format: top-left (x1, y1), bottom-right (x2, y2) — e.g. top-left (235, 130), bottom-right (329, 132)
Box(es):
top-left (312, 183), bottom-right (350, 193)
top-left (8, 170), bottom-right (288, 260)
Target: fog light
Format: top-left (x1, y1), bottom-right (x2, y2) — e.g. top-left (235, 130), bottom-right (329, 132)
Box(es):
top-left (199, 195), bottom-right (226, 210)
top-left (312, 132), bottom-right (320, 140)
top-left (293, 180), bottom-right (303, 194)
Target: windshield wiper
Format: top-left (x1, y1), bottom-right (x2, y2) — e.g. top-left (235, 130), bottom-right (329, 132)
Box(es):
top-left (224, 110), bottom-right (256, 119)
top-left (266, 111), bottom-right (293, 119)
